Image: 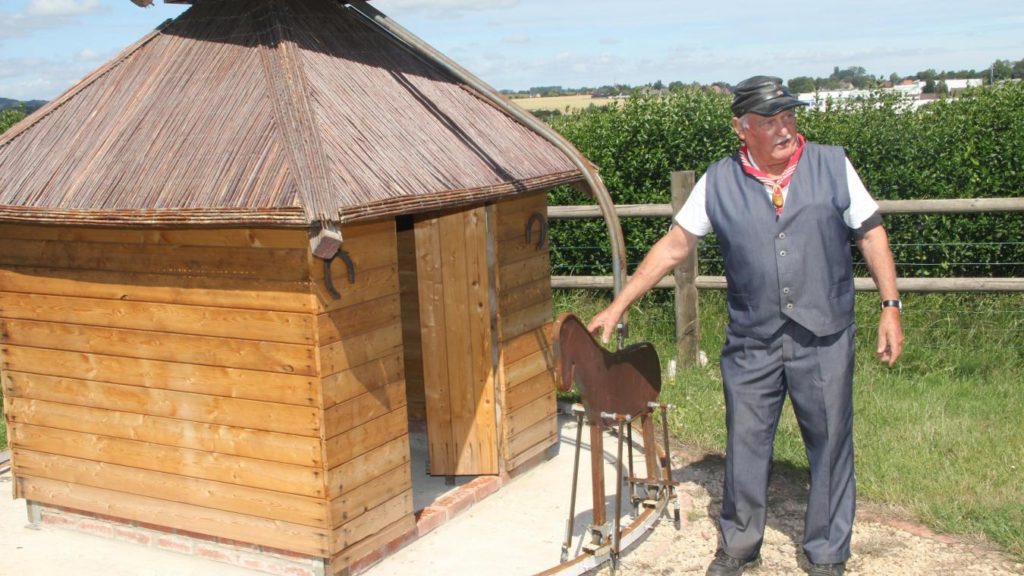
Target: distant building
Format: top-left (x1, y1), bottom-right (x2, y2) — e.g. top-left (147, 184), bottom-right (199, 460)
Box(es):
top-left (891, 80), bottom-right (924, 98)
top-left (794, 78), bottom-right (983, 112)
top-left (796, 89), bottom-right (873, 111)
top-left (944, 79), bottom-right (983, 93)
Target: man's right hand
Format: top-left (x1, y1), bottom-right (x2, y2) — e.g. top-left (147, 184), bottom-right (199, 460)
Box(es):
top-left (587, 307), bottom-right (622, 345)
top-left (585, 225), bottom-right (697, 345)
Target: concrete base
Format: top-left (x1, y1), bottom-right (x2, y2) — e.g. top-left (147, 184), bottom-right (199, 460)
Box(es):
top-left (1, 423), bottom-right (561, 576)
top-left (1, 413), bottom-right (645, 576)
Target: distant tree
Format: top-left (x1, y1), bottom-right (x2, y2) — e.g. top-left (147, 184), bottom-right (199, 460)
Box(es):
top-left (0, 107), bottom-right (26, 134)
top-left (530, 109), bottom-right (562, 122)
top-left (821, 77), bottom-right (842, 90)
top-left (787, 76), bottom-right (816, 93)
top-left (936, 80), bottom-right (949, 96)
top-left (851, 75), bottom-right (873, 89)
top-left (990, 59), bottom-right (1014, 81)
top-left (668, 81), bottom-right (686, 91)
top-left (529, 85), bottom-right (565, 97)
top-left (917, 68), bottom-right (938, 82)
top-left (651, 80), bottom-right (664, 90)
top-left (1013, 58), bottom-right (1024, 79)
top-left (889, 73), bottom-right (901, 85)
top-left (826, 65), bottom-right (872, 88)
top-left (948, 68), bottom-right (978, 79)
top-left (923, 79), bottom-right (937, 94)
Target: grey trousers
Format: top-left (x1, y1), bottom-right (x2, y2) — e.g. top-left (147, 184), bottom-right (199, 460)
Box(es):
top-left (718, 320), bottom-right (856, 565)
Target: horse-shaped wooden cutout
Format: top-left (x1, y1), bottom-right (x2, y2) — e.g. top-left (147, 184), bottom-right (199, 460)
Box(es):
top-left (554, 313), bottom-right (661, 422)
top-left (552, 313), bottom-right (675, 567)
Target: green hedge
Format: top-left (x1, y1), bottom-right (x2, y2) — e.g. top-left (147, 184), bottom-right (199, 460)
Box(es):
top-left (547, 83), bottom-right (1024, 278)
top-left (0, 107), bottom-right (26, 135)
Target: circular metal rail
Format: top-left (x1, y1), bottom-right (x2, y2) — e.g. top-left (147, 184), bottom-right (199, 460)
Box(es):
top-left (534, 426), bottom-right (679, 576)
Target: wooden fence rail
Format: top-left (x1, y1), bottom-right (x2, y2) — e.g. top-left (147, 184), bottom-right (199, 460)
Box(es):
top-left (548, 170), bottom-right (1024, 365)
top-left (547, 197), bottom-right (1024, 219)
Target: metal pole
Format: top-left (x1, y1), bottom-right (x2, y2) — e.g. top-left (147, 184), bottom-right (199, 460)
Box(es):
top-left (612, 418), bottom-right (626, 571)
top-left (561, 406), bottom-right (586, 563)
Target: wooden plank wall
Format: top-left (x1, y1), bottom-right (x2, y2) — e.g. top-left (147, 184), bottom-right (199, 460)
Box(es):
top-left (413, 207), bottom-right (498, 477)
top-left (315, 220), bottom-right (414, 569)
top-left (0, 224), bottom-right (331, 556)
top-left (492, 193), bottom-right (559, 474)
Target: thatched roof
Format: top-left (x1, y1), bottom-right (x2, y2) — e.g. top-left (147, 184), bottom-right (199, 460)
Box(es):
top-left (0, 0), bottom-right (581, 228)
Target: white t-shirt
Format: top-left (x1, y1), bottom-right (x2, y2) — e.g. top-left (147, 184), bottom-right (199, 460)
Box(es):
top-left (674, 154), bottom-right (879, 237)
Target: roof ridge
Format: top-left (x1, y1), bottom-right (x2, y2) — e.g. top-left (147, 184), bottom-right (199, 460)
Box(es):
top-left (0, 19), bottom-right (174, 149)
top-left (257, 0), bottom-right (341, 235)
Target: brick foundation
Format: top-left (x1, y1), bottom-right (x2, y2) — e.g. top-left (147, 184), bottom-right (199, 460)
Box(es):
top-left (30, 502), bottom-right (328, 576)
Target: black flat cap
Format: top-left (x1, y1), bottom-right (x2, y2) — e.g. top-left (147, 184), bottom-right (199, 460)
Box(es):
top-left (731, 75), bottom-right (807, 117)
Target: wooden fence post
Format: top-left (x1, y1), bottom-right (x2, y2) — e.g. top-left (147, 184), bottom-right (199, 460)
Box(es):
top-left (671, 171), bottom-right (700, 367)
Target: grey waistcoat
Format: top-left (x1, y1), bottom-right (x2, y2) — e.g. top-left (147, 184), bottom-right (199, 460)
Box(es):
top-left (706, 143), bottom-right (855, 338)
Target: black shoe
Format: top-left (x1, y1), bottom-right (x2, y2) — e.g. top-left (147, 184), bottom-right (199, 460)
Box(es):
top-left (706, 549), bottom-right (761, 576)
top-left (809, 562), bottom-right (845, 576)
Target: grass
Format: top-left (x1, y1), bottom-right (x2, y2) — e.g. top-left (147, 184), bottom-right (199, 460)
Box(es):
top-left (1, 289), bottom-right (1018, 556)
top-left (554, 289), bottom-right (1024, 558)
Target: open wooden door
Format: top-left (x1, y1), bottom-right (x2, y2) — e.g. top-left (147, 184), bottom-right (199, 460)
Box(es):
top-left (414, 206), bottom-right (498, 476)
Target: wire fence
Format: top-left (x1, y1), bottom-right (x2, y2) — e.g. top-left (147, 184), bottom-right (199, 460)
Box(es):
top-left (547, 178), bottom-right (1024, 364)
top-left (550, 241), bottom-right (1024, 277)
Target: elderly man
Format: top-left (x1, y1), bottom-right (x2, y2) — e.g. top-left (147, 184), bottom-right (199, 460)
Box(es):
top-left (587, 75), bottom-right (903, 576)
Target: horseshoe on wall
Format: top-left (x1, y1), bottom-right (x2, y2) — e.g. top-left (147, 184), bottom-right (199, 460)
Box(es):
top-left (525, 211), bottom-right (548, 251)
top-left (323, 249), bottom-right (356, 300)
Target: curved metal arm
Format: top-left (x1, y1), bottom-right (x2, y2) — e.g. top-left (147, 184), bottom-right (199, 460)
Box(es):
top-left (346, 1), bottom-right (629, 340)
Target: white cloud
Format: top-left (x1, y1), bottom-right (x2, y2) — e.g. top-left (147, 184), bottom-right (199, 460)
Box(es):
top-left (0, 0), bottom-right (103, 41)
top-left (0, 12), bottom-right (30, 40)
top-left (381, 0), bottom-right (517, 10)
top-left (501, 34), bottom-right (529, 45)
top-left (75, 48), bottom-right (102, 61)
top-left (25, 0), bottom-right (101, 18)
top-left (0, 56), bottom-right (93, 100)
top-left (375, 0), bottom-right (518, 19)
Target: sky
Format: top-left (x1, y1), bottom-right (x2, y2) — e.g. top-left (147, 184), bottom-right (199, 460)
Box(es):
top-left (0, 0), bottom-right (1022, 101)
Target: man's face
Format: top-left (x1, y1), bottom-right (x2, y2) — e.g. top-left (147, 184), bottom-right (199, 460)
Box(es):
top-left (733, 109), bottom-right (799, 168)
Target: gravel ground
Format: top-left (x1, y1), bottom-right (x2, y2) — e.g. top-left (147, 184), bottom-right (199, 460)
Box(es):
top-left (596, 448), bottom-right (1023, 576)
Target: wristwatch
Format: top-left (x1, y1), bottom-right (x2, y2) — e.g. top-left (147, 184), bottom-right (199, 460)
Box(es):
top-left (880, 299), bottom-right (902, 312)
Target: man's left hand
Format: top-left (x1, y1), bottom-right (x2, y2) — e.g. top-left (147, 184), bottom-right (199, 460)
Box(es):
top-left (876, 308), bottom-right (904, 366)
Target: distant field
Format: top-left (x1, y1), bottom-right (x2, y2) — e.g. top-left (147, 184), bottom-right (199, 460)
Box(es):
top-left (510, 94), bottom-right (618, 112)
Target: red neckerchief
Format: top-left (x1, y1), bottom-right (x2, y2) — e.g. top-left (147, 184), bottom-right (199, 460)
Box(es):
top-left (738, 134), bottom-right (806, 217)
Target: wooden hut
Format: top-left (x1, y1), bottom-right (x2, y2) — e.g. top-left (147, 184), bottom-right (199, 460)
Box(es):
top-left (0, 0), bottom-right (586, 573)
